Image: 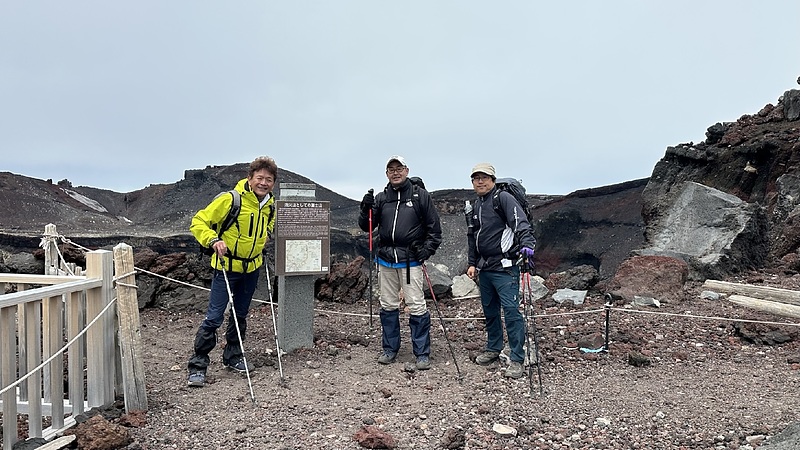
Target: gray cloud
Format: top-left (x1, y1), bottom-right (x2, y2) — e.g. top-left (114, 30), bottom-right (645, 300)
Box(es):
top-left (2, 1), bottom-right (798, 200)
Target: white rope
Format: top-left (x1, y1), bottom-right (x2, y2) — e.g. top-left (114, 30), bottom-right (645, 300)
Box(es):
top-left (608, 306), bottom-right (800, 328)
top-left (113, 270), bottom-right (137, 281)
top-left (49, 231), bottom-right (800, 329)
top-left (58, 235), bottom-right (92, 252)
top-left (0, 297), bottom-right (118, 397)
top-left (135, 267), bottom-right (210, 292)
top-left (39, 233), bottom-right (76, 276)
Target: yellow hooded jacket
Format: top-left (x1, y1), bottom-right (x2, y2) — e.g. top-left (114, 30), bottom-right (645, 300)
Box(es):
top-left (190, 178), bottom-right (276, 273)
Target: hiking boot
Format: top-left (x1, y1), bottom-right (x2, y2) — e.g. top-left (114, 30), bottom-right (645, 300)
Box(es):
top-left (377, 351), bottom-right (397, 365)
top-left (224, 358), bottom-right (254, 373)
top-left (505, 361), bottom-right (524, 379)
top-left (416, 355), bottom-right (431, 370)
top-left (475, 351), bottom-right (501, 366)
top-left (187, 371), bottom-right (206, 387)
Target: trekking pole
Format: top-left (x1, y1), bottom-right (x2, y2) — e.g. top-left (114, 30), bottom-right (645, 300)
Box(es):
top-left (421, 263), bottom-right (463, 384)
top-left (368, 189), bottom-right (374, 330)
top-left (220, 264), bottom-right (257, 404)
top-left (603, 293), bottom-right (612, 353)
top-left (520, 267), bottom-right (544, 396)
top-left (263, 260), bottom-right (286, 385)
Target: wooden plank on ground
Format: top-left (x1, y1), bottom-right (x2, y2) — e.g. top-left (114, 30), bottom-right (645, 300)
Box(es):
top-left (703, 279), bottom-right (800, 307)
top-left (728, 294), bottom-right (800, 319)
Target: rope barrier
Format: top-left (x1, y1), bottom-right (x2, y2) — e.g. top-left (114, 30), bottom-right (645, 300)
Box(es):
top-left (608, 305), bottom-right (800, 328)
top-left (133, 264), bottom-right (800, 328)
top-left (49, 231), bottom-right (800, 330)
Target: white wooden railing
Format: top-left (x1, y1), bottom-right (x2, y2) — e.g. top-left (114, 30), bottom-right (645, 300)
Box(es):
top-left (0, 224), bottom-right (146, 449)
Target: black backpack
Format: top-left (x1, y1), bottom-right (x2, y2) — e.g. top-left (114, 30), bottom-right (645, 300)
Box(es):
top-left (492, 178), bottom-right (534, 224)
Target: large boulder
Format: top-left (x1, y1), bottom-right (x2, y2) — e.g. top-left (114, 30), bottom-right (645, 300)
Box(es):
top-left (603, 255), bottom-right (689, 303)
top-left (638, 181), bottom-right (767, 279)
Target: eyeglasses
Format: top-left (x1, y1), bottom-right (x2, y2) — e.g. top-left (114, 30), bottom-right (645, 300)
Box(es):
top-left (471, 175), bottom-right (491, 182)
top-left (386, 167), bottom-right (407, 174)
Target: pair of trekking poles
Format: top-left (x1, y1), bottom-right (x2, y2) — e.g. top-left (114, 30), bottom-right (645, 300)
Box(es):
top-left (219, 252), bottom-right (285, 405)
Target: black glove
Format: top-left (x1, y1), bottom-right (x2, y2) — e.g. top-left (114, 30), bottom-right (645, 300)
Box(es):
top-left (360, 190), bottom-right (374, 213)
top-left (411, 242), bottom-right (431, 263)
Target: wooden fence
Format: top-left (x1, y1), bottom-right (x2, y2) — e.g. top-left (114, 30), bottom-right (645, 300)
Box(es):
top-left (0, 225), bottom-right (146, 449)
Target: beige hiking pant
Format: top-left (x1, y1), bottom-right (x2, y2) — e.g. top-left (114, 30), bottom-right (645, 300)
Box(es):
top-left (378, 265), bottom-right (427, 316)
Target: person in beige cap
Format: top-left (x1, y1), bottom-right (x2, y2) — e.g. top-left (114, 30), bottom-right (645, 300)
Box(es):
top-left (358, 155), bottom-right (442, 370)
top-left (466, 162), bottom-right (536, 379)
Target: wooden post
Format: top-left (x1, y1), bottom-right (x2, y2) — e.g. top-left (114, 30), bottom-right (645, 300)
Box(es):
top-left (43, 224), bottom-right (59, 276)
top-left (44, 294), bottom-right (65, 429)
top-left (25, 299), bottom-right (43, 438)
top-left (85, 250), bottom-right (115, 408)
top-left (112, 243), bottom-right (147, 412)
top-left (66, 290), bottom-right (85, 416)
top-left (17, 284), bottom-right (28, 401)
top-left (1, 305), bottom-right (18, 450)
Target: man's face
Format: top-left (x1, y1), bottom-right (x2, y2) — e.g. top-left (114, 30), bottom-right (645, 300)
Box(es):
top-left (386, 162), bottom-right (408, 187)
top-left (248, 168), bottom-right (275, 200)
top-left (471, 173), bottom-right (495, 196)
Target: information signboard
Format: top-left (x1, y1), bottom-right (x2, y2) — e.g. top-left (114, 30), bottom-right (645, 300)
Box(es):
top-left (274, 200), bottom-right (330, 276)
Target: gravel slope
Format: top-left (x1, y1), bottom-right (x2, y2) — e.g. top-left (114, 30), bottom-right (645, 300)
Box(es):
top-left (126, 279), bottom-right (800, 450)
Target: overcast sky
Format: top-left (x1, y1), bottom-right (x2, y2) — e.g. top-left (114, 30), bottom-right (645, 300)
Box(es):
top-left (2, 2), bottom-right (799, 201)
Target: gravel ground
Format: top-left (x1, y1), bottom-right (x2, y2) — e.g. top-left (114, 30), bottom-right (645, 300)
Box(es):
top-left (128, 280), bottom-right (800, 450)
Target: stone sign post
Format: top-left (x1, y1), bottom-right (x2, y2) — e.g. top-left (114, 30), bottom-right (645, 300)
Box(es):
top-left (274, 183), bottom-right (330, 352)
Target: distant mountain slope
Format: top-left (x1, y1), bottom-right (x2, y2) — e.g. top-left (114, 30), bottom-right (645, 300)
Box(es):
top-left (0, 164), bottom-right (359, 237)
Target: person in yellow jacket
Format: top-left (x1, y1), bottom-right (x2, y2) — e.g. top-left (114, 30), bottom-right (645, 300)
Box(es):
top-left (187, 156), bottom-right (277, 387)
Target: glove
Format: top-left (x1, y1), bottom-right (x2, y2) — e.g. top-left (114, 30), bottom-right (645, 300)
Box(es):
top-left (519, 246), bottom-right (535, 269)
top-left (411, 242), bottom-right (431, 262)
top-left (360, 190), bottom-right (374, 213)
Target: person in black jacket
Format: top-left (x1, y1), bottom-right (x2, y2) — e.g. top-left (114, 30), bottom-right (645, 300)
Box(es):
top-left (359, 155), bottom-right (442, 370)
top-left (466, 162), bottom-right (536, 379)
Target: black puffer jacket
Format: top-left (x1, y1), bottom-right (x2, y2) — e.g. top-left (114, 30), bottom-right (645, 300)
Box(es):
top-left (468, 186), bottom-right (536, 272)
top-left (358, 179), bottom-right (442, 264)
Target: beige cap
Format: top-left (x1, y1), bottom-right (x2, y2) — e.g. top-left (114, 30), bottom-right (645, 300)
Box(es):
top-left (386, 155), bottom-right (407, 168)
top-left (470, 162), bottom-right (496, 178)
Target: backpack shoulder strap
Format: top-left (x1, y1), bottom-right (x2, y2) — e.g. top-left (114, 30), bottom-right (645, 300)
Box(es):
top-left (491, 190), bottom-right (505, 219)
top-left (411, 184), bottom-right (425, 224)
top-left (218, 189), bottom-right (241, 237)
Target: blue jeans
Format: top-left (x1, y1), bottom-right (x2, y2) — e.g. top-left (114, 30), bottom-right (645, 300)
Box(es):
top-left (188, 268), bottom-right (259, 372)
top-left (478, 267), bottom-right (525, 363)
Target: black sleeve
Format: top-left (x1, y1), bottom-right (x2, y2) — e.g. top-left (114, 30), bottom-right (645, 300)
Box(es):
top-left (466, 200), bottom-right (477, 266)
top-left (420, 191), bottom-right (442, 255)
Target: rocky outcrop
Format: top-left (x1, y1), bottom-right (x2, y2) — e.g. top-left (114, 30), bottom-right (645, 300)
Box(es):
top-left (642, 89), bottom-right (800, 275)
